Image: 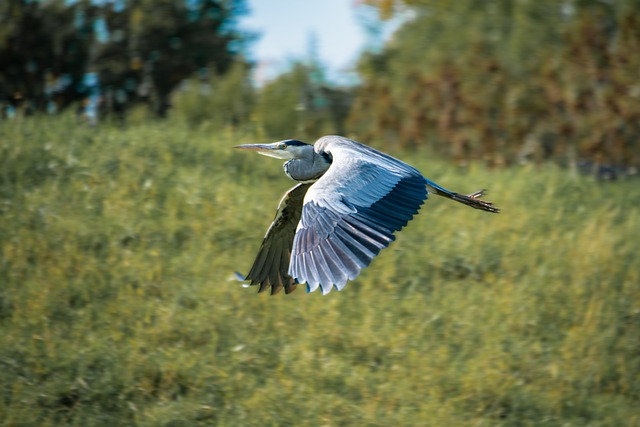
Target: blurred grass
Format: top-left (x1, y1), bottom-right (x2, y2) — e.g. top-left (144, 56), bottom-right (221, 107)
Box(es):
top-left (1, 115), bottom-right (639, 426)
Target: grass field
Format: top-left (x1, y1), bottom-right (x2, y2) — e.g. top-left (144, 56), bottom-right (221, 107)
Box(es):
top-left (1, 115), bottom-right (639, 426)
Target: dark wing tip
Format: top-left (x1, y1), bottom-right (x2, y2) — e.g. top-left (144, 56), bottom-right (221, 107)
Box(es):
top-left (284, 281), bottom-right (299, 294)
top-left (243, 183), bottom-right (311, 296)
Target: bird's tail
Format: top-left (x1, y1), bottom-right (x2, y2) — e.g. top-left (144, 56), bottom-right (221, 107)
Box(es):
top-left (426, 181), bottom-right (499, 213)
top-left (451, 189), bottom-right (499, 213)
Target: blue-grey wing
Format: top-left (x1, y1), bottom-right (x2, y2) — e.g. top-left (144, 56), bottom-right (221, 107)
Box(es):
top-left (245, 183), bottom-right (312, 295)
top-left (288, 137), bottom-right (428, 294)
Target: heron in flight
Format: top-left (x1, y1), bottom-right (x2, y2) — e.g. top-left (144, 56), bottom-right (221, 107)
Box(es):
top-left (235, 135), bottom-right (498, 295)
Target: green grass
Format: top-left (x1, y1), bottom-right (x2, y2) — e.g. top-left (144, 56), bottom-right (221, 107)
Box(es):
top-left (1, 115), bottom-right (639, 426)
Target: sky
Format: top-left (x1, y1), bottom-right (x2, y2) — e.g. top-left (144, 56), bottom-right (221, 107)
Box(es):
top-left (240, 0), bottom-right (377, 84)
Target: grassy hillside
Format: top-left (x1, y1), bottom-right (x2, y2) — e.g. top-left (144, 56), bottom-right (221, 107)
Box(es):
top-left (1, 116), bottom-right (639, 426)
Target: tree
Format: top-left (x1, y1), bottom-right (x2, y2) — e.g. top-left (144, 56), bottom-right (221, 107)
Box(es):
top-left (171, 61), bottom-right (255, 129)
top-left (95, 0), bottom-right (250, 117)
top-left (0, 0), bottom-right (250, 118)
top-left (349, 0), bottom-right (640, 168)
top-left (254, 60), bottom-right (352, 141)
top-left (0, 0), bottom-right (96, 116)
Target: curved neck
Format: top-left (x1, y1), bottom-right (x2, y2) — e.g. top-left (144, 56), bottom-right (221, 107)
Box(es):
top-left (284, 151), bottom-right (331, 182)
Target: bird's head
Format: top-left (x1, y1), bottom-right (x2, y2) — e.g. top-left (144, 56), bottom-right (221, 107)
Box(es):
top-left (234, 139), bottom-right (312, 160)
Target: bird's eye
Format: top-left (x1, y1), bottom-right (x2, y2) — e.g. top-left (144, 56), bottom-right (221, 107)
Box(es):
top-left (278, 143), bottom-right (287, 150)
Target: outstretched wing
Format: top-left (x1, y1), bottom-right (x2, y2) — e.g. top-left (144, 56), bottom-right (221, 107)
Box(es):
top-left (245, 183), bottom-right (312, 295)
top-left (288, 137), bottom-right (428, 295)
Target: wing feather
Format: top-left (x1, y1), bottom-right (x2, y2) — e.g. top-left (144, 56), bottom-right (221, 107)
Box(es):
top-left (244, 183), bottom-right (311, 294)
top-left (318, 244), bottom-right (348, 287)
top-left (329, 230), bottom-right (372, 268)
top-left (289, 137), bottom-right (428, 293)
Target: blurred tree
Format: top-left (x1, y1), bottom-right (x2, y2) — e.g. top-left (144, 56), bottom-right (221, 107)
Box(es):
top-left (255, 60), bottom-right (352, 141)
top-left (349, 0), bottom-right (640, 168)
top-left (95, 0), bottom-right (250, 118)
top-left (171, 61), bottom-right (255, 129)
top-left (0, 0), bottom-right (250, 118)
top-left (0, 0), bottom-right (96, 116)
top-left (254, 34), bottom-right (352, 141)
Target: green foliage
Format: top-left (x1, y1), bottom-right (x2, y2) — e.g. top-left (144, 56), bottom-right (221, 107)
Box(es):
top-left (170, 62), bottom-right (255, 130)
top-left (0, 0), bottom-right (250, 117)
top-left (351, 0), bottom-right (640, 167)
top-left (96, 0), bottom-right (250, 117)
top-left (254, 62), bottom-right (352, 141)
top-left (1, 117), bottom-right (639, 426)
top-left (0, 0), bottom-right (94, 112)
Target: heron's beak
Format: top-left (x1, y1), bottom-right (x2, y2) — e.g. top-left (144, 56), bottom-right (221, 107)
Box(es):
top-left (234, 143), bottom-right (289, 159)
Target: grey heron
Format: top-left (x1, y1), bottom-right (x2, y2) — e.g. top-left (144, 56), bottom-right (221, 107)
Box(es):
top-left (235, 135), bottom-right (498, 295)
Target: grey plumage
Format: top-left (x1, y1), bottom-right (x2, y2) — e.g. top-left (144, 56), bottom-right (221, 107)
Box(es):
top-left (235, 135), bottom-right (498, 295)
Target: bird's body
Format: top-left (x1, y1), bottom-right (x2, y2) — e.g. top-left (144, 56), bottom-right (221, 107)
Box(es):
top-left (235, 136), bottom-right (498, 295)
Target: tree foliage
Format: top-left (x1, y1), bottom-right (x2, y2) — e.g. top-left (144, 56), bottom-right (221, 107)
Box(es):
top-left (0, 0), bottom-right (95, 114)
top-left (351, 0), bottom-right (640, 168)
top-left (0, 0), bottom-right (249, 117)
top-left (171, 61), bottom-right (255, 129)
top-left (2, 0), bottom-right (639, 169)
top-left (95, 0), bottom-right (249, 117)
top-left (254, 61), bottom-right (352, 141)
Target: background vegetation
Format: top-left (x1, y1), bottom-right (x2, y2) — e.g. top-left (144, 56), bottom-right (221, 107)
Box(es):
top-left (1, 116), bottom-right (639, 426)
top-left (1, 0), bottom-right (248, 117)
top-left (350, 0), bottom-right (640, 167)
top-left (3, 0), bottom-right (640, 168)
top-left (2, 0), bottom-right (640, 425)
